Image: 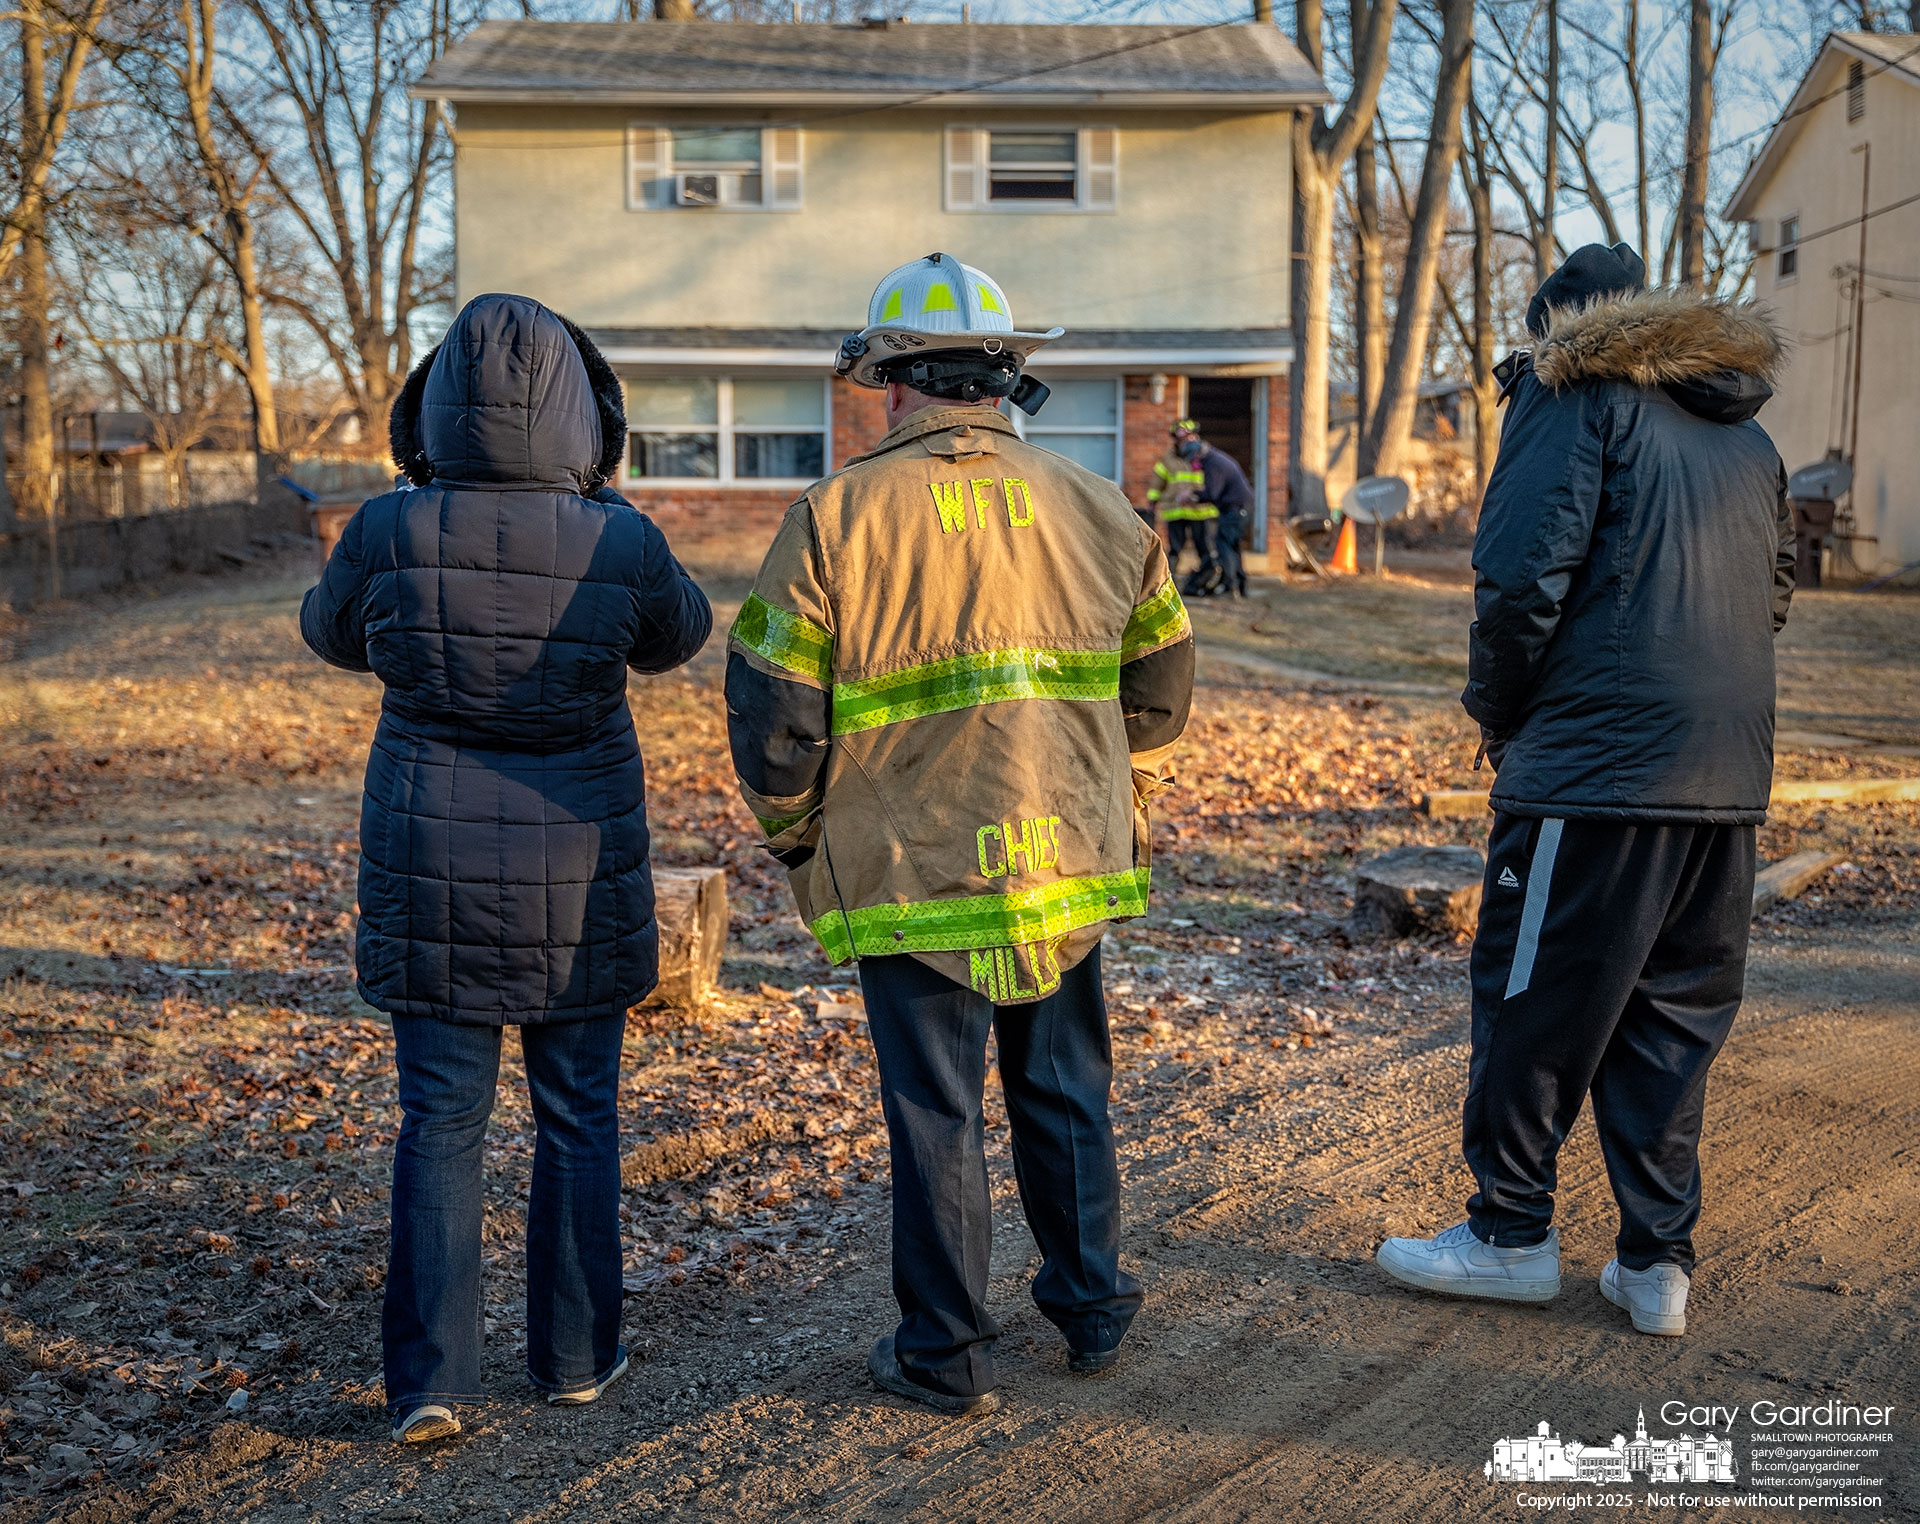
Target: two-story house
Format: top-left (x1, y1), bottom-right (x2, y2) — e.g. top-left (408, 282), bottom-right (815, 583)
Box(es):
top-left (1725, 31), bottom-right (1920, 579)
top-left (414, 19), bottom-right (1327, 560)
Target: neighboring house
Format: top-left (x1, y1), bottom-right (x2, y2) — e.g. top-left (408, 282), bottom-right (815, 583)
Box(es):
top-left (413, 20), bottom-right (1327, 556)
top-left (1726, 30), bottom-right (1920, 578)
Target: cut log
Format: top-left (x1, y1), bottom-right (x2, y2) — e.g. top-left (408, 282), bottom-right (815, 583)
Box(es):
top-left (1351, 846), bottom-right (1487, 937)
top-left (1751, 850), bottom-right (1845, 917)
top-left (643, 866), bottom-right (728, 1008)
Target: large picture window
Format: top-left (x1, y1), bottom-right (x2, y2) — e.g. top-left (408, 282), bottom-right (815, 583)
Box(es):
top-left (1009, 377), bottom-right (1122, 482)
top-left (625, 377), bottom-right (828, 484)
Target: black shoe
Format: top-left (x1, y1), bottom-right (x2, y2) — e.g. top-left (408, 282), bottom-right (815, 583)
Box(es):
top-left (867, 1335), bottom-right (1000, 1416)
top-left (1068, 1345), bottom-right (1124, 1376)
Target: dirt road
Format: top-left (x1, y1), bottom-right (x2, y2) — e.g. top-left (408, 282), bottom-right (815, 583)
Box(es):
top-left (2, 563), bottom-right (1915, 1523)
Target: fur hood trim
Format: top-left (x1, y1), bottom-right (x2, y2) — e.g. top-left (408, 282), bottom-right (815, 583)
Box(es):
top-left (1532, 289), bottom-right (1785, 392)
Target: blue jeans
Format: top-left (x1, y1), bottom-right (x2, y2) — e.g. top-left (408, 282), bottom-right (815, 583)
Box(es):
top-left (383, 1013), bottom-right (625, 1414)
top-left (858, 943), bottom-right (1142, 1401)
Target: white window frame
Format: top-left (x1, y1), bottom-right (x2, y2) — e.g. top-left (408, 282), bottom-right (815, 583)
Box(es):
top-left (625, 125), bottom-right (804, 212)
top-left (1777, 216), bottom-right (1799, 284)
top-left (622, 376), bottom-right (831, 489)
top-left (944, 125), bottom-right (1119, 214)
top-left (1006, 376), bottom-right (1124, 484)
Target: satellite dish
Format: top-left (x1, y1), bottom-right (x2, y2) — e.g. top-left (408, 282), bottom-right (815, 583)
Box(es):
top-left (1341, 475), bottom-right (1411, 525)
top-left (1787, 459), bottom-right (1852, 502)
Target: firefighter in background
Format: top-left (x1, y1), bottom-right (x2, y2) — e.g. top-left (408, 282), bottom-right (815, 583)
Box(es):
top-left (1144, 430), bottom-right (1204, 540)
top-left (1152, 419), bottom-right (1215, 589)
top-left (725, 253), bottom-right (1194, 1415)
top-left (1172, 418), bottom-right (1254, 599)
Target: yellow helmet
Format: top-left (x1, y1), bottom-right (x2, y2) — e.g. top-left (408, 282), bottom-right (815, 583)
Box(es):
top-left (836, 252), bottom-right (1064, 391)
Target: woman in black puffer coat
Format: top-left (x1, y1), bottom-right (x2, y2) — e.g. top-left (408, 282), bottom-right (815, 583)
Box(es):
top-left (302, 292), bottom-right (710, 1441)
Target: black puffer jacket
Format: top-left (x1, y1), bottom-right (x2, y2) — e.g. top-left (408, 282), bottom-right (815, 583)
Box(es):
top-left (301, 293), bottom-right (711, 1023)
top-left (1465, 288), bottom-right (1795, 822)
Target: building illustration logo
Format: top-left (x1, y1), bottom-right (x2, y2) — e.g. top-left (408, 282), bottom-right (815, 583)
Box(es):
top-left (1486, 1408), bottom-right (1737, 1484)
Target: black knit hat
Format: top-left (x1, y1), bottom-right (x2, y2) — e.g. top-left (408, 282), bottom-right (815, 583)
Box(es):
top-left (1525, 243), bottom-right (1649, 338)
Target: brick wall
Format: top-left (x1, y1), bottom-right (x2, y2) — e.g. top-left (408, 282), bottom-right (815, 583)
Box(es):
top-left (1121, 373), bottom-right (1185, 512)
top-left (1263, 372), bottom-right (1291, 552)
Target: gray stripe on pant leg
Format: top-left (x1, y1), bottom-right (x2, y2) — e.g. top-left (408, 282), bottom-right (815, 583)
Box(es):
top-left (1503, 817), bottom-right (1564, 1000)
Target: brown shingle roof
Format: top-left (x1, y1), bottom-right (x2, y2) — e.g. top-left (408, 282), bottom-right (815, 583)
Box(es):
top-left (415, 20), bottom-right (1329, 108)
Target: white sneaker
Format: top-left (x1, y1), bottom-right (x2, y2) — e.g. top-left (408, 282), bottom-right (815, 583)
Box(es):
top-left (390, 1403), bottom-right (460, 1444)
top-left (1600, 1259), bottom-right (1689, 1336)
top-left (1376, 1221), bottom-right (1562, 1302)
top-left (547, 1347), bottom-right (630, 1406)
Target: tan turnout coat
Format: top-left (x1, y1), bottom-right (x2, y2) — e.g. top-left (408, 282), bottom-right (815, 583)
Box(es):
top-left (727, 405), bottom-right (1192, 1001)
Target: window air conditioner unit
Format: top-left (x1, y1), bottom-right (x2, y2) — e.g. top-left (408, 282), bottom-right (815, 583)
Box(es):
top-left (675, 172), bottom-right (720, 207)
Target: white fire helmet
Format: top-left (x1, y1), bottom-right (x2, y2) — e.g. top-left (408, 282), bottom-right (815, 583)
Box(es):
top-left (836, 252), bottom-right (1065, 393)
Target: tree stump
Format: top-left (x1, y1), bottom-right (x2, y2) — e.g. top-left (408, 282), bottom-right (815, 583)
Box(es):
top-left (1350, 846), bottom-right (1486, 937)
top-left (643, 866), bottom-right (729, 1008)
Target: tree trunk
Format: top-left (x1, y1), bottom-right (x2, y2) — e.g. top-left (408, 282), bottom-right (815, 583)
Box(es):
top-left (1464, 89), bottom-right (1498, 499)
top-left (654, 0), bottom-right (696, 16)
top-left (1291, 158), bottom-right (1337, 519)
top-left (1678, 0), bottom-right (1712, 287)
top-left (1538, 0), bottom-right (1560, 283)
top-left (19, 0), bottom-right (57, 596)
top-left (1354, 120), bottom-right (1385, 472)
top-left (1362, 0), bottom-right (1474, 480)
top-left (1627, 0), bottom-right (1649, 258)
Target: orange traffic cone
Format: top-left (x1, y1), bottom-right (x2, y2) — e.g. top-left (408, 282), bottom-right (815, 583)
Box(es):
top-left (1330, 517), bottom-right (1359, 574)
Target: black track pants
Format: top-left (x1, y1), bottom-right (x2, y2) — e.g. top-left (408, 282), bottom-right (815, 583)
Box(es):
top-left (1463, 815), bottom-right (1756, 1272)
top-left (858, 944), bottom-right (1142, 1400)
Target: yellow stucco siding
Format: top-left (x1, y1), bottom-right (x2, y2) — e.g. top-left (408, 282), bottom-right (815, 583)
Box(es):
top-left (449, 104), bottom-right (1293, 333)
top-left (1742, 54), bottom-right (1920, 572)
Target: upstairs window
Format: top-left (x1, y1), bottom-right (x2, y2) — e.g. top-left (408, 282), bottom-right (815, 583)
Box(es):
top-left (1847, 58), bottom-right (1865, 122)
top-left (945, 126), bottom-right (1118, 213)
top-left (625, 378), bottom-right (827, 484)
top-left (1777, 216), bottom-right (1799, 283)
top-left (627, 125), bottom-right (803, 210)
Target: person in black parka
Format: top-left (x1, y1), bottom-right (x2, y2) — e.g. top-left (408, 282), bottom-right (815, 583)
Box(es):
top-left (1376, 246), bottom-right (1795, 1339)
top-left (301, 293), bottom-right (710, 1441)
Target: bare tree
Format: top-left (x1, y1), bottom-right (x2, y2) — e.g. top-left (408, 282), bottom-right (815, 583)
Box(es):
top-left (1290, 0), bottom-right (1399, 518)
top-left (224, 0), bottom-right (462, 448)
top-left (1361, 0), bottom-right (1475, 480)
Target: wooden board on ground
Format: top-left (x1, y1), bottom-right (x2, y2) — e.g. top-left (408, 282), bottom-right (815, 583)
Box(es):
top-left (643, 866), bottom-right (728, 1009)
top-left (1423, 774), bottom-right (1920, 818)
top-left (1751, 850), bottom-right (1845, 916)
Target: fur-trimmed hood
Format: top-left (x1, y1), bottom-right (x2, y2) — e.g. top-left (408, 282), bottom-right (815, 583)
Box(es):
top-left (1532, 289), bottom-right (1786, 424)
top-left (389, 294), bottom-right (627, 491)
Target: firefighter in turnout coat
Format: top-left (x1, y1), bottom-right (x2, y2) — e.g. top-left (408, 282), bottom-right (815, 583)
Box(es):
top-left (726, 254), bottom-right (1194, 1412)
top-left (1375, 245), bottom-right (1795, 1338)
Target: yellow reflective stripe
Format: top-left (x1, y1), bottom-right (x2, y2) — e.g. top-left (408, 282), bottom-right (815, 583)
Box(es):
top-left (831, 647), bottom-right (1119, 735)
top-left (809, 867), bottom-right (1150, 962)
top-left (730, 592), bottom-right (833, 686)
top-left (921, 282), bottom-right (957, 314)
top-left (878, 288), bottom-right (904, 323)
top-left (976, 283), bottom-right (1004, 314)
top-left (1122, 578), bottom-right (1190, 661)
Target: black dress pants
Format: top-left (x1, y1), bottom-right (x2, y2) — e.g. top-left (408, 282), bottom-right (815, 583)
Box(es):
top-left (1464, 814), bottom-right (1755, 1272)
top-left (858, 944), bottom-right (1142, 1399)
top-left (1216, 508), bottom-right (1247, 596)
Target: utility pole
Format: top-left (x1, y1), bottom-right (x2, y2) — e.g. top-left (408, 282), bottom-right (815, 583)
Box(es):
top-left (1678, 0), bottom-right (1712, 286)
top-left (1847, 142), bottom-right (1870, 477)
